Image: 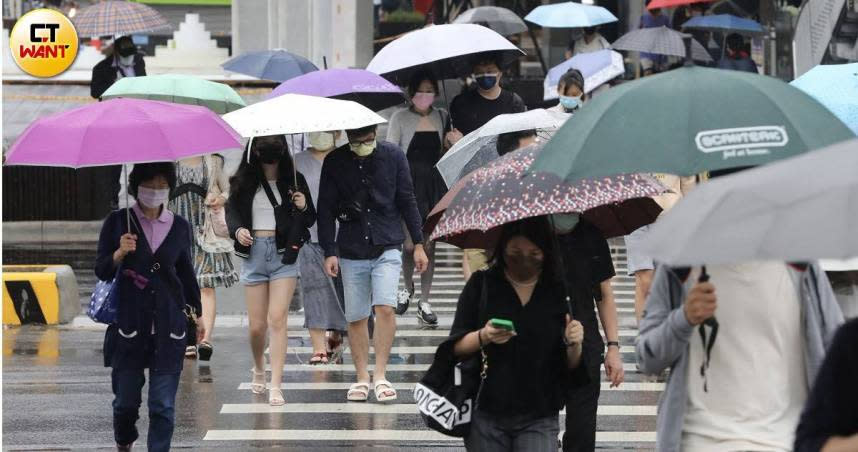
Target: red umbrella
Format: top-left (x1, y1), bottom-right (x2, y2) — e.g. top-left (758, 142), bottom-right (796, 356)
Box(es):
top-left (647, 0), bottom-right (714, 10)
top-left (424, 144), bottom-right (666, 249)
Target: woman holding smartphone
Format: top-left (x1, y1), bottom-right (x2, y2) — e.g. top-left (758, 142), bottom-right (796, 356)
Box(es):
top-left (450, 217), bottom-right (586, 452)
top-left (226, 135), bottom-right (315, 406)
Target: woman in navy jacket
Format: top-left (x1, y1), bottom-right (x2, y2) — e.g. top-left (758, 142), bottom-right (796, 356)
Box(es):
top-left (95, 162), bottom-right (203, 452)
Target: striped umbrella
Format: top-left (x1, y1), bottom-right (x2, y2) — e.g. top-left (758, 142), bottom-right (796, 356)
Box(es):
top-left (613, 26), bottom-right (712, 62)
top-left (73, 1), bottom-right (171, 38)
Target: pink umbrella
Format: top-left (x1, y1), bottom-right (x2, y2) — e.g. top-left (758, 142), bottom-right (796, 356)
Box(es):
top-left (5, 98), bottom-right (241, 167)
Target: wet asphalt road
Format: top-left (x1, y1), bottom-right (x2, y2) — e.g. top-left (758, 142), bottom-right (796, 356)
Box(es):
top-left (3, 244), bottom-right (659, 451)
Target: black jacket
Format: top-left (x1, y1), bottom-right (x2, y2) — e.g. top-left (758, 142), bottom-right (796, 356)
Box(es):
top-left (91, 53), bottom-right (146, 99)
top-left (225, 172), bottom-right (316, 259)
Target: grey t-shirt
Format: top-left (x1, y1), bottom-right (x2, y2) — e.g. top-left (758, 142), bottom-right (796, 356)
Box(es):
top-left (293, 150), bottom-right (323, 243)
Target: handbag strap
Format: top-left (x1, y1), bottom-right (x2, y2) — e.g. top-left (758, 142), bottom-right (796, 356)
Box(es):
top-left (259, 178), bottom-right (282, 209)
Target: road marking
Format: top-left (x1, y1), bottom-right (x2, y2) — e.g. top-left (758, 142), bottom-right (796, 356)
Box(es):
top-left (236, 382), bottom-right (665, 391)
top-left (271, 345), bottom-right (637, 354)
top-left (283, 328), bottom-right (640, 338)
top-left (267, 363), bottom-right (641, 372)
top-left (203, 429), bottom-right (656, 442)
top-left (218, 403), bottom-right (657, 416)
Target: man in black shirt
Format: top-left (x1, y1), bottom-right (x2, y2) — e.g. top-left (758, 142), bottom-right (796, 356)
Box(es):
top-left (318, 124), bottom-right (428, 403)
top-left (554, 215), bottom-right (626, 452)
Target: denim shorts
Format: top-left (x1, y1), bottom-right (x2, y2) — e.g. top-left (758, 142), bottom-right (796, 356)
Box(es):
top-left (240, 237), bottom-right (299, 286)
top-left (339, 248), bottom-right (402, 322)
top-left (624, 224), bottom-right (655, 276)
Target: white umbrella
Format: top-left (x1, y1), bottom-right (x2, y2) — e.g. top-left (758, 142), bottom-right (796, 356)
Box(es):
top-left (436, 109), bottom-right (570, 187)
top-left (221, 93), bottom-right (387, 138)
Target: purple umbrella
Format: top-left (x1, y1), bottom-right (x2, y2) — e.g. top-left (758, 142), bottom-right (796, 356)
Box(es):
top-left (267, 68), bottom-right (407, 112)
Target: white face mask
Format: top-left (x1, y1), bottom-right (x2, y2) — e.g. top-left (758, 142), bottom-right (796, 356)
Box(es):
top-left (136, 186), bottom-right (170, 209)
top-left (308, 132), bottom-right (335, 151)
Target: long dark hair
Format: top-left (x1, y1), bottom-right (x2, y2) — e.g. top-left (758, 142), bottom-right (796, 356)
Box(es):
top-left (491, 216), bottom-right (558, 283)
top-left (229, 135), bottom-right (297, 200)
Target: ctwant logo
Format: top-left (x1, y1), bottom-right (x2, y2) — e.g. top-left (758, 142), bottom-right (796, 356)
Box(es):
top-left (10, 9), bottom-right (79, 78)
top-left (695, 126), bottom-right (789, 159)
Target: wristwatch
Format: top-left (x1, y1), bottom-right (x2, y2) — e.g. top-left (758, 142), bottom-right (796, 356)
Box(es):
top-left (606, 341), bottom-right (620, 349)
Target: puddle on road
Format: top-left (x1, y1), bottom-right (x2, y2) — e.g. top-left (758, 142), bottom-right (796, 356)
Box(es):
top-left (3, 326), bottom-right (61, 365)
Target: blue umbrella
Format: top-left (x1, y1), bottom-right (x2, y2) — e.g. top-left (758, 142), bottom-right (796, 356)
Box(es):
top-left (524, 2), bottom-right (618, 28)
top-left (543, 49), bottom-right (625, 100)
top-left (682, 14), bottom-right (765, 35)
top-left (222, 49), bottom-right (318, 82)
top-left (791, 63), bottom-right (858, 135)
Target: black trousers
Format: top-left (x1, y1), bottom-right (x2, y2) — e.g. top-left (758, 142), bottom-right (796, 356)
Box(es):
top-left (563, 345), bottom-right (603, 452)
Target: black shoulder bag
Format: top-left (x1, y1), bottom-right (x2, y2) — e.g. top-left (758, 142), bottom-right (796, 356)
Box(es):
top-left (414, 273), bottom-right (489, 437)
top-left (259, 179), bottom-right (310, 265)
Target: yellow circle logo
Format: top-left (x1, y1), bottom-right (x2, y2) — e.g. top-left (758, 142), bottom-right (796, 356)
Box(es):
top-left (9, 9), bottom-right (79, 78)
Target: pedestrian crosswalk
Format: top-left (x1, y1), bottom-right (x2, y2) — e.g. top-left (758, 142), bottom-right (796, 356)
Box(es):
top-left (202, 243), bottom-right (659, 450)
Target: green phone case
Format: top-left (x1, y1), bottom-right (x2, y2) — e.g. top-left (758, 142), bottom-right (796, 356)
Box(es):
top-left (490, 318), bottom-right (515, 332)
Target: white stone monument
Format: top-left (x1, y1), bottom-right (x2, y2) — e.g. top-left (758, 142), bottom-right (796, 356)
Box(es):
top-left (148, 13), bottom-right (229, 72)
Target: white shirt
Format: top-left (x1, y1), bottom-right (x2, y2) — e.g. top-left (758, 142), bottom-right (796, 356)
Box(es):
top-left (251, 181), bottom-right (281, 231)
top-left (571, 33), bottom-right (611, 57)
top-left (682, 262), bottom-right (807, 452)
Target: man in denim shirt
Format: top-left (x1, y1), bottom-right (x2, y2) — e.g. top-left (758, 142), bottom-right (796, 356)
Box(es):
top-left (318, 124), bottom-right (428, 402)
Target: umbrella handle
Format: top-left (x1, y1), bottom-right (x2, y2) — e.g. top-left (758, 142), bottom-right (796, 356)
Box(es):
top-left (124, 164), bottom-right (131, 233)
top-left (547, 215), bottom-right (575, 318)
top-left (698, 265), bottom-right (709, 283)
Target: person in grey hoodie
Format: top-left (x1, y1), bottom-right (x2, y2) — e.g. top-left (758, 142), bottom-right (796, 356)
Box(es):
top-left (636, 262), bottom-right (843, 452)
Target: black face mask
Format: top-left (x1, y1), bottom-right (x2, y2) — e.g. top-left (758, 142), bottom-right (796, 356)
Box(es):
top-left (504, 252), bottom-right (543, 282)
top-left (118, 46), bottom-right (136, 57)
top-left (257, 146), bottom-right (283, 164)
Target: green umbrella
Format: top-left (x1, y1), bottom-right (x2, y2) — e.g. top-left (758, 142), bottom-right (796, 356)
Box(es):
top-left (530, 65), bottom-right (855, 182)
top-left (101, 74), bottom-right (246, 114)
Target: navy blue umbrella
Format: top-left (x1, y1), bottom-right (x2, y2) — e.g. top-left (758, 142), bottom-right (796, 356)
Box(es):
top-left (682, 14), bottom-right (765, 36)
top-left (222, 49), bottom-right (319, 82)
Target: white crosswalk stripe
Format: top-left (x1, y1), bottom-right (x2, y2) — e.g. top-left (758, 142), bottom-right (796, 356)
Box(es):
top-left (204, 243), bottom-right (659, 448)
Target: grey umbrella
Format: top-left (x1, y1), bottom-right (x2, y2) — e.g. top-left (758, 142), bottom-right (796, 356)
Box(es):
top-left (453, 6), bottom-right (529, 36)
top-left (613, 26), bottom-right (713, 62)
top-left (641, 138), bottom-right (858, 266)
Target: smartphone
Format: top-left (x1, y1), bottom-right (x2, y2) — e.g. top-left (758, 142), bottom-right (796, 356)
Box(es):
top-left (490, 318), bottom-right (515, 332)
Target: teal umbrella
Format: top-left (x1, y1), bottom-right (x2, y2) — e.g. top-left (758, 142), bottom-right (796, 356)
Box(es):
top-left (530, 65), bottom-right (855, 181)
top-left (101, 74), bottom-right (246, 114)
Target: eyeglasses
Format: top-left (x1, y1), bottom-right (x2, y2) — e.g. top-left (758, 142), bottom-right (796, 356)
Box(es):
top-left (348, 136), bottom-right (375, 147)
top-left (472, 72), bottom-right (499, 78)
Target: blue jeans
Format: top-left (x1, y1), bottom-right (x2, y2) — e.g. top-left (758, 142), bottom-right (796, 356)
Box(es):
top-left (339, 248), bottom-right (403, 322)
top-left (112, 368), bottom-right (181, 452)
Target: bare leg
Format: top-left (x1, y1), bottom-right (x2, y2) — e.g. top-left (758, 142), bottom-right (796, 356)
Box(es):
top-left (372, 305), bottom-right (396, 382)
top-left (418, 240), bottom-right (436, 305)
top-left (401, 234), bottom-right (416, 293)
top-left (309, 328), bottom-right (327, 355)
top-left (245, 284), bottom-right (269, 372)
top-left (200, 288), bottom-right (216, 343)
top-left (348, 318), bottom-right (371, 384)
top-left (634, 270), bottom-right (654, 325)
top-left (267, 277), bottom-right (296, 391)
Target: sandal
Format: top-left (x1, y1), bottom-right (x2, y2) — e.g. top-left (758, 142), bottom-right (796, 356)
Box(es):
top-left (347, 382), bottom-right (370, 402)
top-left (373, 379), bottom-right (397, 402)
top-left (269, 387), bottom-right (285, 406)
top-left (250, 368), bottom-right (266, 395)
top-left (309, 352), bottom-right (329, 365)
top-left (197, 341), bottom-right (213, 361)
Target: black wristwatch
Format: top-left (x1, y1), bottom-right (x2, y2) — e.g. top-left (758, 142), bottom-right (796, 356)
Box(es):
top-left (606, 341), bottom-right (620, 349)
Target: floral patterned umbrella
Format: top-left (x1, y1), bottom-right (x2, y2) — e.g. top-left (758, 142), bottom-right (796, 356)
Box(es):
top-left (425, 143), bottom-right (666, 249)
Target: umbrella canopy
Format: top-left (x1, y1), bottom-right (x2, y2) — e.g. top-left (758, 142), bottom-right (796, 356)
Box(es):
top-left (791, 63), bottom-right (858, 135)
top-left (4, 98), bottom-right (242, 168)
top-left (613, 26), bottom-right (712, 62)
top-left (436, 109), bottom-right (569, 187)
top-left (544, 49), bottom-right (625, 100)
top-left (682, 14), bottom-right (765, 36)
top-left (524, 2), bottom-right (618, 28)
top-left (641, 138), bottom-right (858, 265)
top-left (426, 144), bottom-right (666, 249)
top-left (101, 74), bottom-right (246, 114)
top-left (73, 0), bottom-right (171, 37)
top-left (266, 68), bottom-right (406, 112)
top-left (452, 6), bottom-right (529, 36)
top-left (366, 24), bottom-right (524, 85)
top-left (530, 65), bottom-right (855, 182)
top-left (648, 0), bottom-right (715, 10)
top-left (222, 93), bottom-right (386, 137)
top-left (222, 49), bottom-right (318, 82)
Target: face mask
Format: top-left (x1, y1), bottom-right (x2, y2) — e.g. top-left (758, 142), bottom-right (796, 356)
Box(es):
top-left (551, 213), bottom-right (580, 235)
top-left (350, 139), bottom-right (376, 157)
top-left (559, 95), bottom-right (582, 111)
top-left (412, 92), bottom-right (435, 111)
top-left (257, 145), bottom-right (283, 164)
top-left (136, 186), bottom-right (170, 209)
top-left (474, 73), bottom-right (499, 91)
top-left (308, 132), bottom-right (335, 151)
top-left (118, 45), bottom-right (136, 57)
top-left (118, 54), bottom-right (135, 67)
top-left (505, 251), bottom-right (544, 282)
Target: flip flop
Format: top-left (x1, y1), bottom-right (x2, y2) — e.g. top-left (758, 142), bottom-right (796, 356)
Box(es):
top-left (347, 382), bottom-right (370, 402)
top-left (374, 379), bottom-right (397, 402)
